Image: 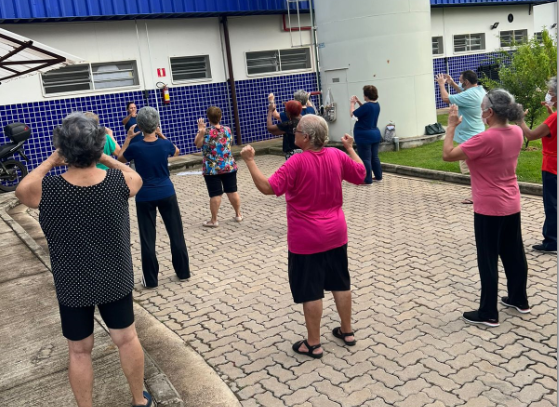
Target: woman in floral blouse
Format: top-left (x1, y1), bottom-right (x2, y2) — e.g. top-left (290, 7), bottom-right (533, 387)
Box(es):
top-left (195, 106), bottom-right (242, 227)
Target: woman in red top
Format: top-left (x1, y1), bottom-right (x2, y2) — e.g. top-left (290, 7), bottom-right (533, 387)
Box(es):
top-left (519, 77), bottom-right (557, 253)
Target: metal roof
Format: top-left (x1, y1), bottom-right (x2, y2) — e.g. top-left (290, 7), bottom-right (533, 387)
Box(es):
top-left (0, 28), bottom-right (83, 82)
top-left (431, 0), bottom-right (555, 6)
top-left (0, 0), bottom-right (554, 23)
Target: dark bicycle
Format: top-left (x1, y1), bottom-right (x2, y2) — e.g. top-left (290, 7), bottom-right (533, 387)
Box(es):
top-left (0, 123), bottom-right (31, 192)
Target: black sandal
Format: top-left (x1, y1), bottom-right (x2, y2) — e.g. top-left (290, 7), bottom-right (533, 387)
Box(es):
top-left (332, 327), bottom-right (356, 346)
top-left (292, 339), bottom-right (323, 359)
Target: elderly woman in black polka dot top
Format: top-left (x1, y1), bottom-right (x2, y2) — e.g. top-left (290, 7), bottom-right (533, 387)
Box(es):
top-left (15, 113), bottom-right (152, 407)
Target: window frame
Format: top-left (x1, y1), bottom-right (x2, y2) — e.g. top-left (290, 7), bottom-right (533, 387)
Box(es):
top-left (432, 36), bottom-right (444, 56)
top-left (169, 54), bottom-right (212, 85)
top-left (41, 60), bottom-right (140, 97)
top-left (499, 29), bottom-right (528, 48)
top-left (245, 47), bottom-right (313, 77)
top-left (452, 33), bottom-right (486, 54)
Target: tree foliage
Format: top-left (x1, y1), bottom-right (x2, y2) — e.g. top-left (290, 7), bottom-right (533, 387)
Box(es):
top-left (481, 29), bottom-right (557, 145)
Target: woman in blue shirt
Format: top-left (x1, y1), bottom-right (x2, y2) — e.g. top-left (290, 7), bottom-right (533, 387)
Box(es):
top-left (350, 85), bottom-right (382, 184)
top-left (119, 106), bottom-right (190, 289)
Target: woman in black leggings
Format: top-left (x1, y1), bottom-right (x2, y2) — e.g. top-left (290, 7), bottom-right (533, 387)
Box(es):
top-left (442, 90), bottom-right (530, 328)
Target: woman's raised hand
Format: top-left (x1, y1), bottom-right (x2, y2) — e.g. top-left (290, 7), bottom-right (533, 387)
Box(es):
top-left (47, 150), bottom-right (67, 167)
top-left (197, 118), bottom-right (207, 133)
top-left (447, 105), bottom-right (462, 128)
top-left (341, 133), bottom-right (354, 150)
top-left (241, 145), bottom-right (256, 161)
top-left (127, 124), bottom-right (141, 139)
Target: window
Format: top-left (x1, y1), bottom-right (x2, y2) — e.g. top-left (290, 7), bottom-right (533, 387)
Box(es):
top-left (500, 29), bottom-right (528, 47)
top-left (42, 64), bottom-right (91, 94)
top-left (170, 55), bottom-right (211, 82)
top-left (453, 33), bottom-right (486, 53)
top-left (91, 61), bottom-right (138, 89)
top-left (246, 47), bottom-right (311, 75)
top-left (432, 36), bottom-right (444, 55)
top-left (42, 60), bottom-right (138, 95)
top-left (534, 31), bottom-right (544, 43)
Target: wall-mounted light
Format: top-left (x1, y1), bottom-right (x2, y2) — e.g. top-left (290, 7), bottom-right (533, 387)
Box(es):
top-left (551, 23), bottom-right (557, 29)
top-left (490, 22), bottom-right (500, 30)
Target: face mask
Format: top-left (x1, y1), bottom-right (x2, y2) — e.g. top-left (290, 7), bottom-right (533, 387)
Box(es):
top-left (545, 92), bottom-right (554, 106)
top-left (458, 82), bottom-right (464, 90)
top-left (482, 117), bottom-right (488, 126)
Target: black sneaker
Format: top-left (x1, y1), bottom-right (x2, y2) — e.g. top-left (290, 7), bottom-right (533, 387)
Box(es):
top-left (532, 244), bottom-right (557, 253)
top-left (501, 297), bottom-right (531, 314)
top-left (462, 311), bottom-right (500, 327)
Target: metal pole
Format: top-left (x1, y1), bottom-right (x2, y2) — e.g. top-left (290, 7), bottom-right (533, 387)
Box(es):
top-left (221, 16), bottom-right (243, 146)
top-left (287, 0), bottom-right (294, 48)
top-left (296, 0), bottom-right (302, 47)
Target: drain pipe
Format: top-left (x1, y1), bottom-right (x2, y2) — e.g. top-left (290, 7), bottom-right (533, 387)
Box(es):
top-left (221, 16), bottom-right (242, 146)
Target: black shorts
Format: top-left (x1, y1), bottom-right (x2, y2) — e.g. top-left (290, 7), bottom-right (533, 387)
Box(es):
top-left (204, 172), bottom-right (238, 198)
top-left (288, 244), bottom-right (350, 304)
top-left (58, 292), bottom-right (135, 341)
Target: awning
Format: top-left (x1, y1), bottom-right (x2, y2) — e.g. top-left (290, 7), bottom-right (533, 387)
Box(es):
top-left (0, 28), bottom-right (84, 83)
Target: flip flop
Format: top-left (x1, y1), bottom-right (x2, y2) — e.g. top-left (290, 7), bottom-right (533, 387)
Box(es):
top-left (203, 220), bottom-right (219, 228)
top-left (132, 391), bottom-right (152, 407)
top-left (332, 327), bottom-right (357, 346)
top-left (234, 215), bottom-right (244, 222)
top-left (461, 199), bottom-right (474, 205)
top-left (292, 339), bottom-right (323, 359)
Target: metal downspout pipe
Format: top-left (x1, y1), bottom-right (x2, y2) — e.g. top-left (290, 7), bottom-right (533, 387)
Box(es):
top-left (221, 16), bottom-right (243, 146)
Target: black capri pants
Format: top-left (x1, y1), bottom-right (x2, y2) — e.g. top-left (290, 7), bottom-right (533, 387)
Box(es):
top-left (58, 292), bottom-right (135, 341)
top-left (204, 171), bottom-right (238, 198)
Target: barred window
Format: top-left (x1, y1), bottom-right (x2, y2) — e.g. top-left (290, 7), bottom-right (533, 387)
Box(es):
top-left (42, 60), bottom-right (138, 95)
top-left (170, 55), bottom-right (211, 82)
top-left (453, 33), bottom-right (486, 53)
top-left (500, 29), bottom-right (528, 47)
top-left (246, 48), bottom-right (311, 75)
top-left (432, 36), bottom-right (444, 55)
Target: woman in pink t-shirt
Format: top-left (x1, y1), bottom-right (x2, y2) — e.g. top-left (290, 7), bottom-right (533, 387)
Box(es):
top-left (241, 115), bottom-right (366, 359)
top-left (442, 89), bottom-right (530, 328)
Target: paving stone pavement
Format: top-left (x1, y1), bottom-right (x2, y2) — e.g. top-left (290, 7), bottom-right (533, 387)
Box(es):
top-left (33, 155), bottom-right (558, 406)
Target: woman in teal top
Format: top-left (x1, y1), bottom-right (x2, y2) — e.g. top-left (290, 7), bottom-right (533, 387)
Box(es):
top-left (84, 112), bottom-right (121, 170)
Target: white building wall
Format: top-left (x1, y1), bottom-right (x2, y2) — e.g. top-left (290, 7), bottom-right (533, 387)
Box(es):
top-left (534, 2), bottom-right (558, 32)
top-left (431, 5), bottom-right (537, 58)
top-left (226, 15), bottom-right (315, 82)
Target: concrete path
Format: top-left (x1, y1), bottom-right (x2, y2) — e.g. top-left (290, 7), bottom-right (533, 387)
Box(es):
top-left (0, 195), bottom-right (134, 406)
top-left (120, 155), bottom-right (555, 407)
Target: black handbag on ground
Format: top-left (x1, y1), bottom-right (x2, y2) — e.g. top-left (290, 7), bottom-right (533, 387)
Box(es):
top-left (425, 123), bottom-right (445, 135)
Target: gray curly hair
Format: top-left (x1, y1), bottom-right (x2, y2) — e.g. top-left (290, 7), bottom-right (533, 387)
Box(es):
top-left (53, 112), bottom-right (105, 168)
top-left (293, 89), bottom-right (310, 106)
top-left (483, 88), bottom-right (525, 123)
top-left (298, 114), bottom-right (329, 149)
top-left (547, 76), bottom-right (557, 96)
top-left (137, 106), bottom-right (160, 134)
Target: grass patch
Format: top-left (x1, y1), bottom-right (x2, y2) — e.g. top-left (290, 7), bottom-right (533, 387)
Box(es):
top-left (380, 113), bottom-right (546, 184)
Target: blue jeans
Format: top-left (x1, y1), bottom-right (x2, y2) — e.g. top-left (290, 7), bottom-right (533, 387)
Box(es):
top-left (542, 171), bottom-right (557, 250)
top-left (356, 142), bottom-right (382, 184)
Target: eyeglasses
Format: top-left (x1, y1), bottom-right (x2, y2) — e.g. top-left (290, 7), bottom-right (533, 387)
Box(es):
top-left (295, 129), bottom-right (306, 135)
top-left (482, 95), bottom-right (494, 112)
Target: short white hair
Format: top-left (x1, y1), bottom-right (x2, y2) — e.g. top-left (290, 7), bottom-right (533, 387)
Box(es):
top-left (298, 115), bottom-right (329, 149)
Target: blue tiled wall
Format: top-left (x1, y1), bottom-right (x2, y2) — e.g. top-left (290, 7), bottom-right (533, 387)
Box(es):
top-left (432, 52), bottom-right (507, 109)
top-left (234, 72), bottom-right (319, 144)
top-left (0, 72), bottom-right (318, 173)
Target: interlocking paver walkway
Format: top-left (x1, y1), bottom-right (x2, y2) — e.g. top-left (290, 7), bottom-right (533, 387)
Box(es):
top-left (43, 155), bottom-right (559, 406)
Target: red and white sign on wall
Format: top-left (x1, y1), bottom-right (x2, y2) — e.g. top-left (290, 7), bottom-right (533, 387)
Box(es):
top-left (157, 68), bottom-right (166, 77)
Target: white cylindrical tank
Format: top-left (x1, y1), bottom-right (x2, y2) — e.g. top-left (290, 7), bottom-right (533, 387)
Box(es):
top-left (314, 0), bottom-right (437, 141)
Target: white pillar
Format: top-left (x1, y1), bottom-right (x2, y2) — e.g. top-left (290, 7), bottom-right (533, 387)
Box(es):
top-left (315, 0), bottom-right (437, 141)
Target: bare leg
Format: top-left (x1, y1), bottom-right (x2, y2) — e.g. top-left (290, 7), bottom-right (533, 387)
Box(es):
top-left (67, 335), bottom-right (95, 407)
top-left (226, 192), bottom-right (242, 218)
top-left (109, 324), bottom-right (148, 406)
top-left (332, 290), bottom-right (355, 342)
top-left (209, 196), bottom-right (222, 223)
top-left (296, 299), bottom-right (323, 355)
